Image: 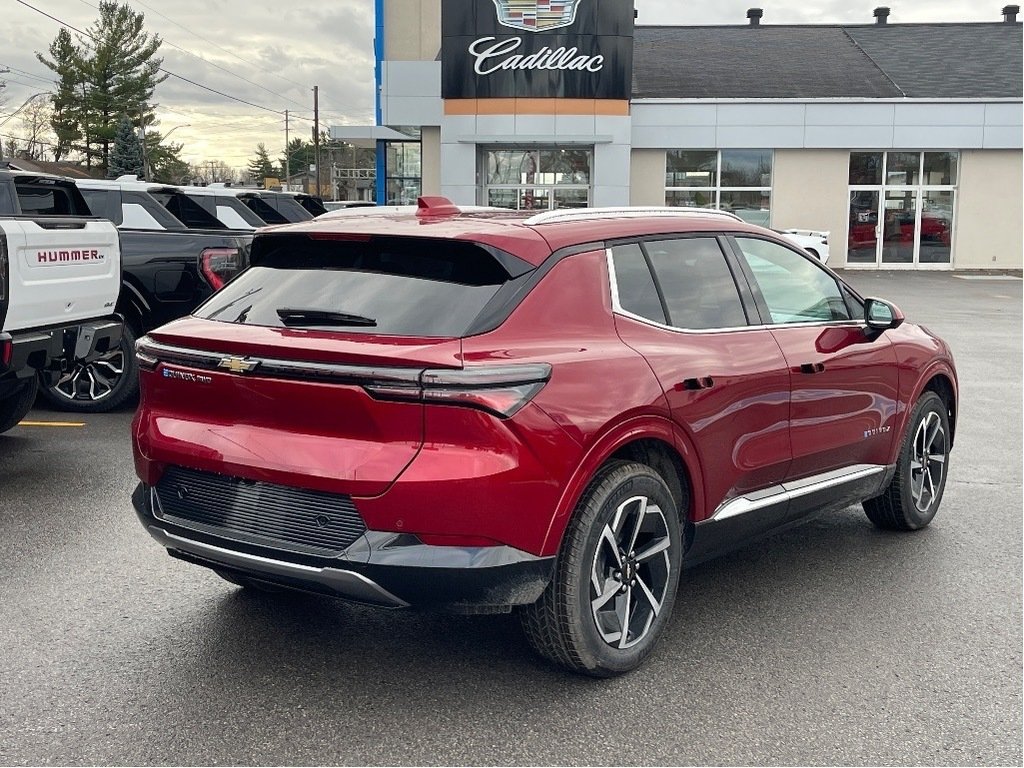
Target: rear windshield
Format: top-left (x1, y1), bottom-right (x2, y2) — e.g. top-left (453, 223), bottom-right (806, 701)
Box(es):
top-left (195, 235), bottom-right (531, 337)
top-left (152, 191), bottom-right (226, 229)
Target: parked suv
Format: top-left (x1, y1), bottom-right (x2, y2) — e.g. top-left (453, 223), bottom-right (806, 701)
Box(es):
top-left (131, 199), bottom-right (958, 676)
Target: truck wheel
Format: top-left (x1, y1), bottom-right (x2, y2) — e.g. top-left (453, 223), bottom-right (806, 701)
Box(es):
top-left (39, 324), bottom-right (139, 413)
top-left (0, 376), bottom-right (38, 434)
top-left (864, 392), bottom-right (950, 530)
top-left (519, 461), bottom-right (682, 677)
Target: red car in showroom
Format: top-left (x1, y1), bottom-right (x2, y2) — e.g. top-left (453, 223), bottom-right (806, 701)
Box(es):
top-left (131, 198), bottom-right (958, 676)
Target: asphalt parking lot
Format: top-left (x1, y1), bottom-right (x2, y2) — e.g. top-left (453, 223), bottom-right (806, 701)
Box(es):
top-left (0, 271), bottom-right (1020, 766)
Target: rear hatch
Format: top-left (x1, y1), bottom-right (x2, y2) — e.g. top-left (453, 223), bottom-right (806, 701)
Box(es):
top-left (137, 231), bottom-right (535, 496)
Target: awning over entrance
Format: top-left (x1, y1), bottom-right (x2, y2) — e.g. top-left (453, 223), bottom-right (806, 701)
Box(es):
top-left (328, 126), bottom-right (415, 149)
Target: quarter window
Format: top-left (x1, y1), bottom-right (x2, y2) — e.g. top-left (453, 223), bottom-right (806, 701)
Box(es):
top-left (610, 244), bottom-right (667, 325)
top-left (735, 238), bottom-right (852, 324)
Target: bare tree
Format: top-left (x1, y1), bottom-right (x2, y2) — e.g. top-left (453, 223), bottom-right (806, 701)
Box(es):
top-left (18, 99), bottom-right (54, 160)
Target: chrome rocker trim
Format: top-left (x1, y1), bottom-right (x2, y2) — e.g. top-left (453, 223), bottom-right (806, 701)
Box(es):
top-left (712, 464), bottom-right (888, 521)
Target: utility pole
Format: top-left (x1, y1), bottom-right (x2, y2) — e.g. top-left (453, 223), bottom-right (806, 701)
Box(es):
top-left (312, 85), bottom-right (320, 196)
top-left (284, 109), bottom-right (290, 190)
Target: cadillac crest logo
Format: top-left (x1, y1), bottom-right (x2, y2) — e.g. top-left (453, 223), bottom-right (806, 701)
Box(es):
top-left (492, 0), bottom-right (582, 32)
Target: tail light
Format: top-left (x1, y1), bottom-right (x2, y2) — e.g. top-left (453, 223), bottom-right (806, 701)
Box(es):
top-left (0, 334), bottom-right (12, 369)
top-left (418, 364), bottom-right (552, 418)
top-left (200, 247), bottom-right (243, 291)
top-left (135, 335), bottom-right (158, 371)
top-left (367, 364), bottom-right (552, 418)
top-left (0, 237), bottom-right (8, 303)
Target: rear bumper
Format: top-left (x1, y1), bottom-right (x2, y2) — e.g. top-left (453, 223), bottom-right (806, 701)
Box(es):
top-left (0, 315), bottom-right (122, 382)
top-left (132, 483), bottom-right (554, 612)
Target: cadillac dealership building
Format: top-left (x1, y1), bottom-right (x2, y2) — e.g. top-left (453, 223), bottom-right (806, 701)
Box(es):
top-left (332, 1), bottom-right (1023, 270)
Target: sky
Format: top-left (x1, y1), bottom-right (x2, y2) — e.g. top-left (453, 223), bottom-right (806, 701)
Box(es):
top-left (0, 0), bottom-right (994, 171)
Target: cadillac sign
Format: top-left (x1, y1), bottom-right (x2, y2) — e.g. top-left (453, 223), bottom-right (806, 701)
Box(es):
top-left (441, 0), bottom-right (634, 100)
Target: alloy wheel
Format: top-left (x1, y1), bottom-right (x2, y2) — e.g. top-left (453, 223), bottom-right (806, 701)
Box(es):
top-left (590, 495), bottom-right (673, 649)
top-left (910, 411), bottom-right (947, 513)
top-left (52, 347), bottom-right (126, 403)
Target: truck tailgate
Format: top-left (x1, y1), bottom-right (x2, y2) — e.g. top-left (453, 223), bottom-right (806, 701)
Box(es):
top-left (1, 218), bottom-right (120, 332)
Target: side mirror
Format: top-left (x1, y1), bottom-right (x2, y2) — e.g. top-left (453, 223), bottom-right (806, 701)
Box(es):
top-left (864, 297), bottom-right (906, 332)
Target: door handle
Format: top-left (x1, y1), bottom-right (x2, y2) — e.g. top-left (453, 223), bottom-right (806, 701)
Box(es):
top-left (678, 376), bottom-right (715, 391)
top-left (798, 363), bottom-right (826, 375)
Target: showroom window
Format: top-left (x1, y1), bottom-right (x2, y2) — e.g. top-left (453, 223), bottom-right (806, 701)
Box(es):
top-left (385, 142), bottom-right (422, 205)
top-left (847, 151), bottom-right (958, 268)
top-left (665, 149), bottom-right (773, 226)
top-left (483, 148), bottom-right (592, 211)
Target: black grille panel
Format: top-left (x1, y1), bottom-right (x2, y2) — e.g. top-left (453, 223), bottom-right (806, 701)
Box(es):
top-left (154, 466), bottom-right (366, 556)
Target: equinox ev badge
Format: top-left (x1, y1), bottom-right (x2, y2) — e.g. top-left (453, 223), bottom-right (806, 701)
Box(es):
top-left (162, 368), bottom-right (212, 384)
top-left (218, 356), bottom-right (260, 374)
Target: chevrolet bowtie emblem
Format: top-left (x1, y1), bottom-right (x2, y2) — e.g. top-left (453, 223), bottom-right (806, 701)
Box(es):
top-left (218, 356), bottom-right (260, 374)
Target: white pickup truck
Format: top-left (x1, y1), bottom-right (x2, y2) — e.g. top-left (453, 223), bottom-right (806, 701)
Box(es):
top-left (0, 169), bottom-right (122, 433)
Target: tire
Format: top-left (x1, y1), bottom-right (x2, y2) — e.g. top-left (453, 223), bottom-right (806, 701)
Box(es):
top-left (38, 324), bottom-right (139, 413)
top-left (0, 376), bottom-right (38, 434)
top-left (519, 461), bottom-right (683, 677)
top-left (864, 391), bottom-right (950, 530)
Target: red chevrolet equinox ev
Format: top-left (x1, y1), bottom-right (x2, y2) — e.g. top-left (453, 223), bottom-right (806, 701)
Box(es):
top-left (131, 198), bottom-right (958, 676)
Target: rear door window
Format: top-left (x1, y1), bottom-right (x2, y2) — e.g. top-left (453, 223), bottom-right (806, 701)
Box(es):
top-left (644, 237), bottom-right (749, 330)
top-left (196, 235), bottom-right (532, 338)
top-left (15, 183), bottom-right (85, 215)
top-left (152, 191), bottom-right (226, 229)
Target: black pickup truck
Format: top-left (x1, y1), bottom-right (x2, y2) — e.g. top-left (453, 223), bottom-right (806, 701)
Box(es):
top-left (10, 174), bottom-right (252, 412)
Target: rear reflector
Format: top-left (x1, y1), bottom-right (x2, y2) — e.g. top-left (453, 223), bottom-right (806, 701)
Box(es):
top-left (0, 335), bottom-right (12, 368)
top-left (200, 247), bottom-right (243, 291)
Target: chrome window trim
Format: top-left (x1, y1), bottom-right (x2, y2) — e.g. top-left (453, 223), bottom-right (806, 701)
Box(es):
top-left (605, 248), bottom-right (864, 336)
top-left (711, 464), bottom-right (888, 522)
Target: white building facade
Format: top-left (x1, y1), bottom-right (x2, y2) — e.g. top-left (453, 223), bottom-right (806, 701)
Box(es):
top-left (333, 1), bottom-right (1023, 270)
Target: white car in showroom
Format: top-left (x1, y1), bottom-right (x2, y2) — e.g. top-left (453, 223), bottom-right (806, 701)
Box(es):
top-left (776, 229), bottom-right (830, 263)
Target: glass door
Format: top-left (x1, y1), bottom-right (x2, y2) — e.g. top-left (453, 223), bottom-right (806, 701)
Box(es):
top-left (881, 189), bottom-right (917, 265)
top-left (847, 152), bottom-right (958, 269)
top-left (847, 190), bottom-right (880, 265)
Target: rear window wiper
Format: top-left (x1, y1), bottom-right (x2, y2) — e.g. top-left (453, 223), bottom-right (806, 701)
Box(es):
top-left (276, 308), bottom-right (377, 327)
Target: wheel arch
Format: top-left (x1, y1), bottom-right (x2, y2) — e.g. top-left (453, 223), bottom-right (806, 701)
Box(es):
top-left (919, 370), bottom-right (958, 448)
top-left (540, 416), bottom-right (705, 557)
top-left (116, 279), bottom-right (150, 335)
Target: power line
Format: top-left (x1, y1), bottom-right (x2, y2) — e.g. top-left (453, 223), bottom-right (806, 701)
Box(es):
top-left (72, 0), bottom-right (317, 114)
top-left (15, 0), bottom-right (288, 117)
top-left (127, 0), bottom-right (310, 92)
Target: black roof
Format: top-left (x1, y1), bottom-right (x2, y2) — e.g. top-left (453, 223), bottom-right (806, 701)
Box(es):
top-left (632, 23), bottom-right (1023, 99)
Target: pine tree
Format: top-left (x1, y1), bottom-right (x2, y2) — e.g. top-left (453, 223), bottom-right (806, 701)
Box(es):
top-left (107, 115), bottom-right (144, 178)
top-left (37, 2), bottom-right (166, 173)
top-left (36, 28), bottom-right (85, 162)
top-left (247, 143), bottom-right (278, 186)
top-left (146, 131), bottom-right (189, 184)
